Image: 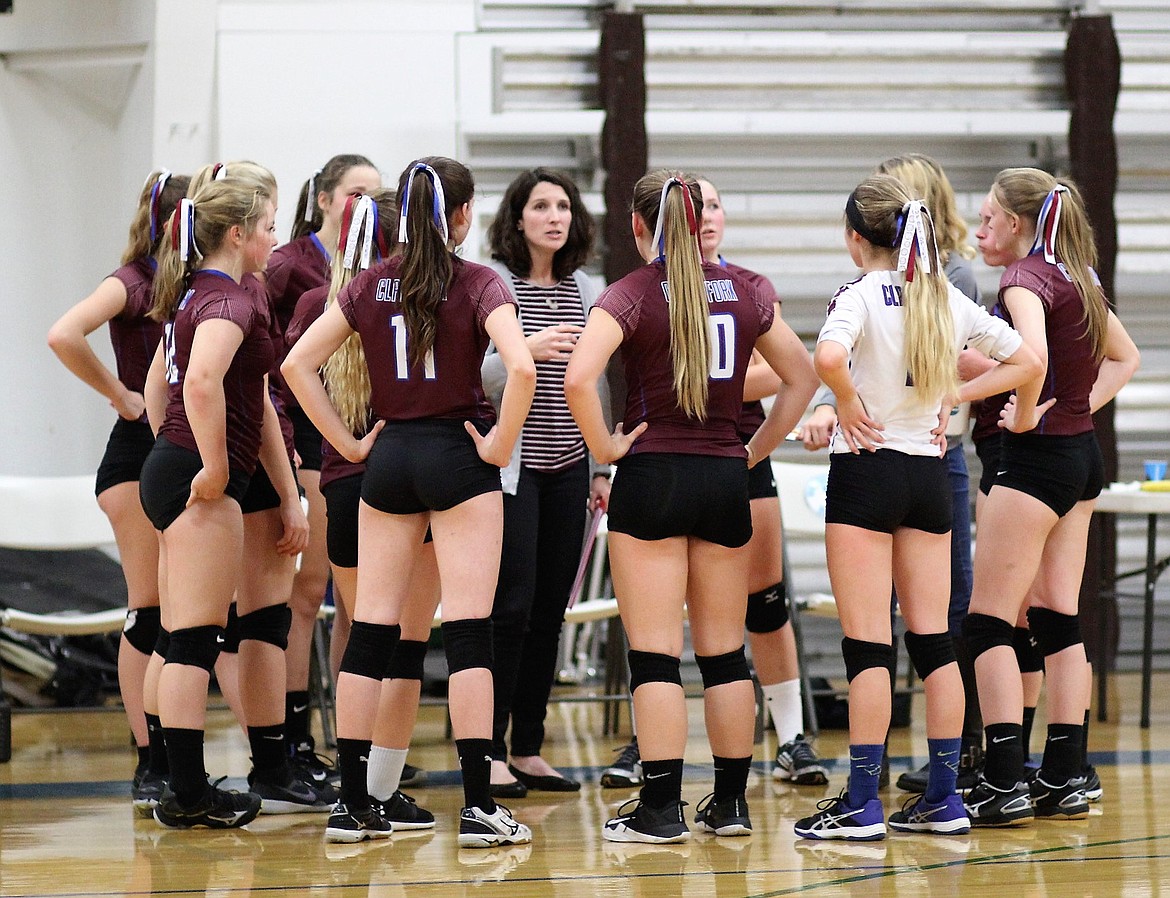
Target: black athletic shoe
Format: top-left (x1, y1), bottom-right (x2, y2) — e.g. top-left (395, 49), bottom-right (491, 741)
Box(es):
top-left (1029, 771), bottom-right (1089, 819)
top-left (896, 742), bottom-right (983, 794)
top-left (603, 798), bottom-right (690, 844)
top-left (154, 784), bottom-right (262, 829)
top-left (132, 769), bottom-right (167, 818)
top-left (1082, 764), bottom-right (1102, 802)
top-left (600, 738), bottom-right (642, 788)
top-left (248, 769), bottom-right (335, 814)
top-left (963, 776), bottom-right (1033, 827)
top-left (774, 735), bottom-right (829, 786)
top-left (289, 738), bottom-right (341, 787)
top-left (324, 802), bottom-right (393, 843)
top-left (399, 763), bottom-right (428, 788)
top-left (373, 790), bottom-right (435, 830)
top-left (694, 793), bottom-right (752, 836)
top-left (458, 804), bottom-right (532, 848)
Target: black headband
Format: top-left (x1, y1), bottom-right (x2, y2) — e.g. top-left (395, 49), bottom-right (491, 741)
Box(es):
top-left (845, 191), bottom-right (902, 249)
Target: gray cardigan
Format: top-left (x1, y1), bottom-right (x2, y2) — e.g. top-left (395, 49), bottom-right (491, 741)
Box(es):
top-left (480, 260), bottom-right (611, 494)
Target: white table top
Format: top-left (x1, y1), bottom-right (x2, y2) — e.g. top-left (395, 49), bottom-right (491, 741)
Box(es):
top-left (1095, 485), bottom-right (1170, 514)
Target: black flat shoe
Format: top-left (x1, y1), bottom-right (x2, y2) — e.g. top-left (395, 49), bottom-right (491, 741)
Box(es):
top-left (489, 779), bottom-right (528, 799)
top-left (508, 764), bottom-right (581, 792)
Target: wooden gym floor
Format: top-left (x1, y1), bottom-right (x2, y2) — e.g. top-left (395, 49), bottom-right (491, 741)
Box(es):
top-left (2, 672), bottom-right (1169, 898)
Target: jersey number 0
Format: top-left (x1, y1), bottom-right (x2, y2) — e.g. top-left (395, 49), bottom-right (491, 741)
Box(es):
top-left (709, 313), bottom-right (735, 380)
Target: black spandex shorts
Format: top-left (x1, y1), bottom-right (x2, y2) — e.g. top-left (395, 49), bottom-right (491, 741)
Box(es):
top-left (825, 449), bottom-right (951, 535)
top-left (138, 436), bottom-right (250, 532)
top-left (289, 405), bottom-right (323, 472)
top-left (238, 460), bottom-right (301, 515)
top-left (975, 433), bottom-right (1002, 498)
top-left (361, 419), bottom-right (500, 515)
top-left (607, 452), bottom-right (752, 548)
top-left (95, 418), bottom-right (156, 496)
top-left (747, 454), bottom-right (778, 502)
top-left (995, 430), bottom-right (1104, 517)
top-left (322, 473), bottom-right (362, 568)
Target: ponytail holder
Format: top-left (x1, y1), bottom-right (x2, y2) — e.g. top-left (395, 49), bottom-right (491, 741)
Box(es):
top-left (896, 200), bottom-right (935, 282)
top-left (397, 163), bottom-right (449, 246)
top-left (172, 198), bottom-right (196, 262)
top-left (148, 170), bottom-right (172, 243)
top-left (1030, 184), bottom-right (1069, 264)
top-left (649, 176), bottom-right (699, 261)
top-left (211, 163), bottom-right (228, 182)
top-left (342, 195), bottom-right (378, 271)
top-left (304, 167), bottom-right (323, 223)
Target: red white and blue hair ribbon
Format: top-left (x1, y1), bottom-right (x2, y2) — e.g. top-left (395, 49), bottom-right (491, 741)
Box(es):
top-left (211, 162), bottom-right (228, 182)
top-left (1030, 184), bottom-right (1069, 264)
top-left (171, 198), bottom-right (196, 262)
top-left (650, 176), bottom-right (699, 261)
top-left (895, 200), bottom-right (935, 282)
top-left (148, 170), bottom-right (172, 244)
top-left (397, 163), bottom-right (449, 246)
top-left (342, 194), bottom-right (380, 271)
top-left (304, 167), bottom-right (323, 222)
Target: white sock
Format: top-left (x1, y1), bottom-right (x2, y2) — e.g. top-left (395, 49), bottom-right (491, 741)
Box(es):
top-left (367, 746), bottom-right (408, 802)
top-left (763, 678), bottom-right (803, 745)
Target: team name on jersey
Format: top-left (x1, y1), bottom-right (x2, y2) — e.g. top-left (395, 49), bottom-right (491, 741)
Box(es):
top-left (659, 279), bottom-right (741, 304)
top-left (882, 284), bottom-right (903, 307)
top-left (375, 278), bottom-right (400, 303)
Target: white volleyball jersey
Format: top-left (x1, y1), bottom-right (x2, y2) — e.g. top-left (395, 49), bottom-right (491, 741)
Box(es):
top-left (818, 270), bottom-right (1022, 457)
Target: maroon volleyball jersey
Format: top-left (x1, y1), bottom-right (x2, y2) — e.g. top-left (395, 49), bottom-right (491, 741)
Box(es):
top-left (266, 233), bottom-right (331, 333)
top-left (997, 254), bottom-right (1102, 436)
top-left (242, 272), bottom-right (295, 463)
top-left (159, 269), bottom-right (277, 475)
top-left (721, 260), bottom-right (781, 442)
top-left (108, 259), bottom-right (164, 414)
top-left (970, 296), bottom-right (1011, 446)
top-left (336, 256), bottom-right (515, 422)
top-left (597, 260), bottom-right (775, 457)
top-left (286, 283), bottom-right (367, 488)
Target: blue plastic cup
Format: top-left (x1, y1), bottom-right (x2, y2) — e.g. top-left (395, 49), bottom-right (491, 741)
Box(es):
top-left (1143, 459), bottom-right (1168, 481)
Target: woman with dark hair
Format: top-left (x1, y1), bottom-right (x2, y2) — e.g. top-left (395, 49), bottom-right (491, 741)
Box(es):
top-left (481, 168), bottom-right (608, 797)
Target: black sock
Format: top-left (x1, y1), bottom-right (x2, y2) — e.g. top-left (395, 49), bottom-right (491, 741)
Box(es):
top-left (248, 725), bottom-right (290, 781)
top-left (135, 743), bottom-right (150, 772)
top-left (285, 690), bottom-right (311, 745)
top-left (1081, 710), bottom-right (1091, 770)
top-left (337, 738), bottom-right (372, 810)
top-left (983, 723), bottom-right (1024, 789)
top-left (640, 758), bottom-right (684, 808)
top-left (163, 727), bottom-right (207, 806)
top-left (1021, 706), bottom-right (1037, 764)
top-left (713, 755), bottom-right (751, 802)
top-left (456, 738), bottom-right (495, 813)
top-left (1040, 723), bottom-right (1083, 781)
top-left (146, 714), bottom-right (169, 776)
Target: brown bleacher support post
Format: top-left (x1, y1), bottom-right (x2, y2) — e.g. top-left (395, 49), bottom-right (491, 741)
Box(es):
top-left (1065, 13), bottom-right (1121, 673)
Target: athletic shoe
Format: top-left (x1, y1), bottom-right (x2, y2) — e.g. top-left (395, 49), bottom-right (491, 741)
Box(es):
top-left (132, 768), bottom-right (166, 818)
top-left (694, 792), bottom-right (752, 836)
top-left (248, 769), bottom-right (335, 814)
top-left (1029, 771), bottom-right (1089, 820)
top-left (888, 793), bottom-right (971, 834)
top-left (1082, 764), bottom-right (1103, 802)
top-left (964, 776), bottom-right (1033, 827)
top-left (324, 801), bottom-right (393, 843)
top-left (458, 804), bottom-right (532, 848)
top-left (895, 742), bottom-right (984, 794)
top-left (399, 763), bottom-right (428, 789)
top-left (603, 798), bottom-right (690, 844)
top-left (600, 738), bottom-right (642, 788)
top-left (154, 784), bottom-right (262, 829)
top-left (289, 738), bottom-right (340, 787)
top-left (372, 790), bottom-right (435, 830)
top-left (793, 791), bottom-right (886, 841)
top-left (774, 735), bottom-right (829, 785)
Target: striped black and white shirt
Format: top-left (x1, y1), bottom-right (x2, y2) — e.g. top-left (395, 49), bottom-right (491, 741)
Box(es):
top-left (512, 275), bottom-right (587, 472)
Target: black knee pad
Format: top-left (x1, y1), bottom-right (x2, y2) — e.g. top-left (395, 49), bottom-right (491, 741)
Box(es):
top-left (221, 603), bottom-right (241, 654)
top-left (627, 649), bottom-right (682, 692)
top-left (238, 602), bottom-right (292, 650)
top-left (903, 631), bottom-right (956, 681)
top-left (166, 625), bottom-right (224, 673)
top-left (962, 612), bottom-right (1016, 662)
top-left (745, 581), bottom-right (789, 634)
top-left (386, 639), bottom-right (428, 681)
top-left (123, 606), bottom-right (161, 655)
top-left (695, 646), bottom-right (752, 689)
top-left (1026, 607), bottom-right (1082, 657)
top-left (840, 637), bottom-right (894, 684)
top-left (340, 621), bottom-right (400, 681)
top-left (153, 626), bottom-right (171, 659)
top-left (442, 618), bottom-right (493, 675)
top-left (1013, 626), bottom-right (1045, 673)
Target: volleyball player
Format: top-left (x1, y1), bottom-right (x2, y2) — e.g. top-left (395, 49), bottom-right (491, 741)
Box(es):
top-left (565, 170), bottom-right (820, 843)
top-left (283, 157), bottom-right (536, 847)
top-left (47, 170), bottom-right (190, 814)
top-left (793, 174), bottom-right (1040, 841)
